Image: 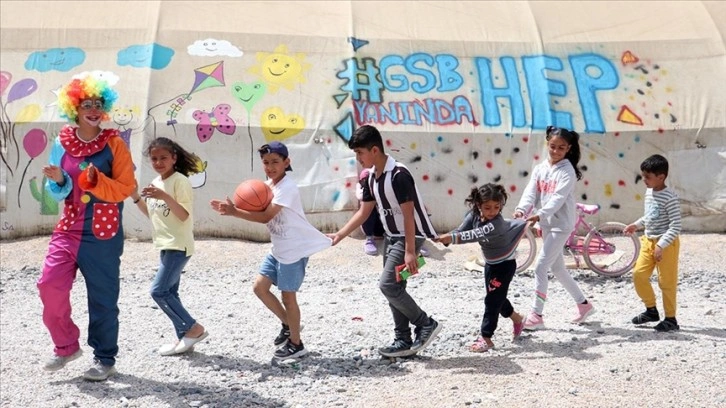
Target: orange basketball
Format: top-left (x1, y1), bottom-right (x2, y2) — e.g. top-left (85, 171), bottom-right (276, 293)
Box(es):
top-left (233, 179), bottom-right (273, 211)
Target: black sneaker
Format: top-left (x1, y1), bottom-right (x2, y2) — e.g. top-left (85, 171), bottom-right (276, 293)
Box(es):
top-left (274, 340), bottom-right (308, 360)
top-left (274, 324), bottom-right (290, 346)
top-left (632, 308), bottom-right (660, 324)
top-left (411, 317), bottom-right (442, 352)
top-left (378, 338), bottom-right (415, 358)
top-left (654, 318), bottom-right (680, 332)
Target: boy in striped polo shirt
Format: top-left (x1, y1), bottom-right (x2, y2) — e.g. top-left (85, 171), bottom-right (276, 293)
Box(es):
top-left (624, 154), bottom-right (682, 332)
top-left (329, 125), bottom-right (442, 357)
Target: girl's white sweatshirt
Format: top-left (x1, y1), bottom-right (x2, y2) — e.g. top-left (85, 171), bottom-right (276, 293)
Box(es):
top-left (515, 159), bottom-right (577, 232)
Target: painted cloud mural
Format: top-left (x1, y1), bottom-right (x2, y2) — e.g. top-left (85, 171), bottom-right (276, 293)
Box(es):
top-left (24, 47), bottom-right (85, 72)
top-left (72, 70), bottom-right (120, 86)
top-left (117, 43), bottom-right (175, 69)
top-left (187, 38), bottom-right (243, 57)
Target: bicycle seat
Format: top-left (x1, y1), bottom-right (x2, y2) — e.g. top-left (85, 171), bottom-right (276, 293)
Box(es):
top-left (576, 203), bottom-right (600, 215)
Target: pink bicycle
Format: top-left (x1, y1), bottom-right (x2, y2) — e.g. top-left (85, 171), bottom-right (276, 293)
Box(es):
top-left (468, 203), bottom-right (640, 277)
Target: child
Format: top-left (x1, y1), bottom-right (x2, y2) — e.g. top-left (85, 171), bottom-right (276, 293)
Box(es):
top-left (37, 74), bottom-right (135, 381)
top-left (435, 184), bottom-right (527, 351)
top-left (130, 137), bottom-right (209, 355)
top-left (210, 141), bottom-right (331, 361)
top-left (514, 126), bottom-right (595, 330)
top-left (624, 154), bottom-right (682, 332)
top-left (329, 125), bottom-right (441, 358)
top-left (356, 168), bottom-right (385, 255)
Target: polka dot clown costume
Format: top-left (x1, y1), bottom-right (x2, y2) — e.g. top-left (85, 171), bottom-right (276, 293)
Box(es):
top-left (37, 74), bottom-right (135, 374)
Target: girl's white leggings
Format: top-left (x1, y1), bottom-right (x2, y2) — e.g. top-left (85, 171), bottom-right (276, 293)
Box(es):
top-left (531, 226), bottom-right (586, 315)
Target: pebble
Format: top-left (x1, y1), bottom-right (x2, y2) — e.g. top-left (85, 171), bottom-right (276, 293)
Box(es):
top-left (1, 235), bottom-right (723, 407)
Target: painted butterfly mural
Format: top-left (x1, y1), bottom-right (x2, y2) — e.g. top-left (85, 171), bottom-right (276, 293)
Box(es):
top-left (192, 103), bottom-right (236, 142)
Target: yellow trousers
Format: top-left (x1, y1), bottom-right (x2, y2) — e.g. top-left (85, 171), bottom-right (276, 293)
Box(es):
top-left (632, 235), bottom-right (680, 318)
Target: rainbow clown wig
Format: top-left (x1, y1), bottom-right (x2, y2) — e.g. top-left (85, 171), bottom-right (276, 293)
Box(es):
top-left (57, 75), bottom-right (118, 123)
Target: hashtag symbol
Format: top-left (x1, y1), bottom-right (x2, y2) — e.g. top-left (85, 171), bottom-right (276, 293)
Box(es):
top-left (337, 57), bottom-right (384, 103)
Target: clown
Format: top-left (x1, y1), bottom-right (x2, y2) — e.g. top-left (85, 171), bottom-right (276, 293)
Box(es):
top-left (37, 74), bottom-right (135, 381)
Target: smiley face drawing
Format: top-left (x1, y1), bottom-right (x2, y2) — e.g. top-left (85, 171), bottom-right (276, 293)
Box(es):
top-left (260, 107), bottom-right (305, 142)
top-left (231, 81), bottom-right (267, 114)
top-left (112, 105), bottom-right (140, 127)
top-left (248, 44), bottom-right (310, 93)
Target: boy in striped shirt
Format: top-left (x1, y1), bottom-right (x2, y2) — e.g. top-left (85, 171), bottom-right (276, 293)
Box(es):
top-left (329, 125), bottom-right (442, 357)
top-left (624, 154), bottom-right (682, 332)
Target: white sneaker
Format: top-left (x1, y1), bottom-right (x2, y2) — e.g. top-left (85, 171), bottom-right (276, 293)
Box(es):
top-left (158, 343), bottom-right (179, 356)
top-left (43, 349), bottom-right (83, 372)
top-left (83, 359), bottom-right (117, 381)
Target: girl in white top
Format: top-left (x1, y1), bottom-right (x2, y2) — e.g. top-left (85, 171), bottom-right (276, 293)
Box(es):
top-left (514, 126), bottom-right (595, 330)
top-left (131, 137), bottom-right (209, 355)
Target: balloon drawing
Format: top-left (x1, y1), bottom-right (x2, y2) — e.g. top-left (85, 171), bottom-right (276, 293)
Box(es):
top-left (18, 128), bottom-right (47, 207)
top-left (23, 128), bottom-right (47, 159)
top-left (1, 74), bottom-right (40, 177)
top-left (0, 71), bottom-right (11, 96)
top-left (6, 78), bottom-right (38, 104)
top-left (231, 80), bottom-right (267, 171)
top-left (14, 104), bottom-right (41, 123)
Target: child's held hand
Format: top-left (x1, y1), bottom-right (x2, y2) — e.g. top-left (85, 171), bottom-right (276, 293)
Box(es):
top-left (623, 224), bottom-right (637, 235)
top-left (210, 197), bottom-right (237, 216)
top-left (434, 234), bottom-right (452, 246)
top-left (326, 233), bottom-right (342, 246)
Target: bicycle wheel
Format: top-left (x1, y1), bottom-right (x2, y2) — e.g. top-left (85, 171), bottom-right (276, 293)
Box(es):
top-left (583, 222), bottom-right (640, 277)
top-left (515, 227), bottom-right (537, 273)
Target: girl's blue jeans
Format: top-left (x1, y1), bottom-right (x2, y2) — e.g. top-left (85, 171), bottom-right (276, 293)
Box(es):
top-left (151, 249), bottom-right (196, 339)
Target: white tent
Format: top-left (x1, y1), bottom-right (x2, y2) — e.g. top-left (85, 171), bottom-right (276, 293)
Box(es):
top-left (1, 1), bottom-right (724, 239)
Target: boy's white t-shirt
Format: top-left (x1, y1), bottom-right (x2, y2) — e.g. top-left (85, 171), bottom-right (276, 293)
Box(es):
top-left (265, 175), bottom-right (332, 264)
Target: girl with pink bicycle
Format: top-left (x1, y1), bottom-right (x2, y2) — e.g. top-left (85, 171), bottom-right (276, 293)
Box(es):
top-left (514, 126), bottom-right (596, 331)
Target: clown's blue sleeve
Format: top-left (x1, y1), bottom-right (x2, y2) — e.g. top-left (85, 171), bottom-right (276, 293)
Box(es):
top-left (44, 137), bottom-right (73, 201)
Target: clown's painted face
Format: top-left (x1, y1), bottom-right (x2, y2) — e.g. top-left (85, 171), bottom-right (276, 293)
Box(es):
top-left (77, 98), bottom-right (104, 127)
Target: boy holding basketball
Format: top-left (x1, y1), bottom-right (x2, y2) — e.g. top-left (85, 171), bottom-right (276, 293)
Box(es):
top-left (210, 141), bottom-right (331, 361)
top-left (328, 125), bottom-right (442, 358)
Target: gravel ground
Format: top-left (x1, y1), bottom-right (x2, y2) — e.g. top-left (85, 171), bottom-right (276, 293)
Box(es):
top-left (1, 233), bottom-right (725, 408)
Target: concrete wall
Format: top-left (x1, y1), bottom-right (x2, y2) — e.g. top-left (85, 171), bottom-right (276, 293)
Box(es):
top-left (1, 1), bottom-right (725, 240)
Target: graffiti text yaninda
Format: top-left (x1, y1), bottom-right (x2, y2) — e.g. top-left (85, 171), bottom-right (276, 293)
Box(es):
top-left (337, 52), bottom-right (618, 133)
